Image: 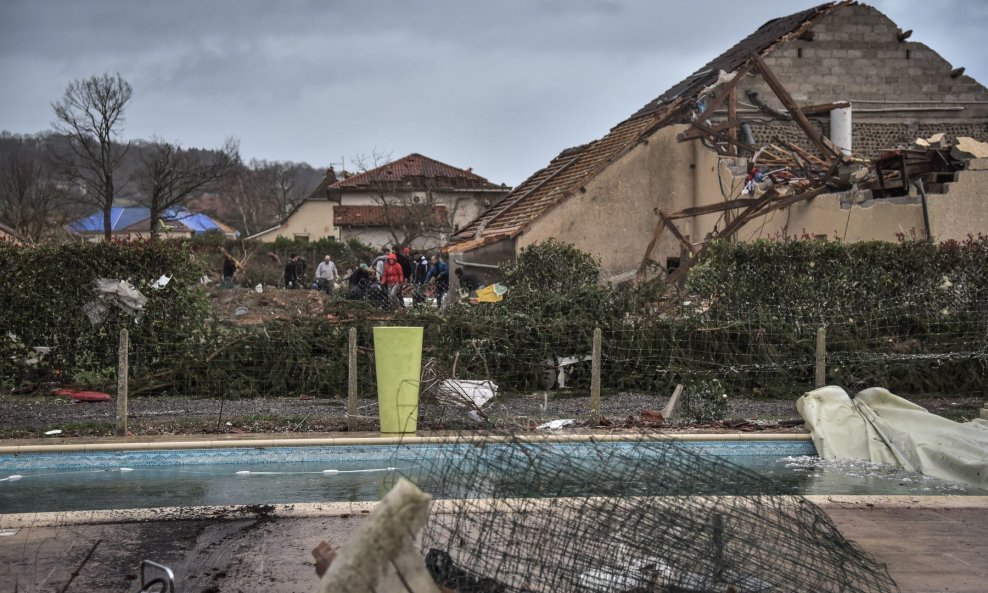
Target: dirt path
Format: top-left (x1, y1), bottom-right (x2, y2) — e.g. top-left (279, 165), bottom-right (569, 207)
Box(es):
top-left (1, 392), bottom-right (982, 439)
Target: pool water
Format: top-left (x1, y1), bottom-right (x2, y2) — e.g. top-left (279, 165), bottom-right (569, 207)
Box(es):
top-left (0, 441), bottom-right (982, 514)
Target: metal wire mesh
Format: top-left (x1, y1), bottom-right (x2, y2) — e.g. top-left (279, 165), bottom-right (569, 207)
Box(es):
top-left (396, 434), bottom-right (900, 593)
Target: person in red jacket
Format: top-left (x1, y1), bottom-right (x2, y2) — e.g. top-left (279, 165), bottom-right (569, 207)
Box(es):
top-left (382, 252), bottom-right (405, 309)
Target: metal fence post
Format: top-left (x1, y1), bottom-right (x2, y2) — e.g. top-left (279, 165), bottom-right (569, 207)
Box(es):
top-left (815, 326), bottom-right (827, 388)
top-left (348, 327), bottom-right (358, 432)
top-left (591, 327), bottom-right (602, 425)
top-left (116, 328), bottom-right (129, 436)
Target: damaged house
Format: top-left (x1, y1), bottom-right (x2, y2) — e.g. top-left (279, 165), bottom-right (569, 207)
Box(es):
top-left (447, 1), bottom-right (988, 282)
top-left (249, 153), bottom-right (510, 250)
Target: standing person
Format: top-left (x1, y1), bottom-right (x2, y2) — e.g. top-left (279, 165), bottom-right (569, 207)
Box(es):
top-left (315, 255), bottom-right (338, 291)
top-left (412, 253), bottom-right (429, 304)
top-left (382, 252), bottom-right (405, 309)
top-left (222, 255), bottom-right (237, 288)
top-left (425, 254), bottom-right (449, 308)
top-left (371, 247), bottom-right (391, 279)
top-left (284, 254), bottom-right (300, 288)
top-left (397, 247), bottom-right (413, 281)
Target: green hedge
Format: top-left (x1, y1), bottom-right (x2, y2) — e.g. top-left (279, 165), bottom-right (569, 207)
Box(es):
top-left (3, 237), bottom-right (985, 399)
top-left (0, 240), bottom-right (209, 388)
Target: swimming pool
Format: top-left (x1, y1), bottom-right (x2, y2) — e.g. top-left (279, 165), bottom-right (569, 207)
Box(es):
top-left (0, 440), bottom-right (981, 514)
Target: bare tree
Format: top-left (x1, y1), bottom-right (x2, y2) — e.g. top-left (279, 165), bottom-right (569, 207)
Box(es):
top-left (375, 181), bottom-right (454, 249)
top-left (351, 152), bottom-right (456, 249)
top-left (250, 160), bottom-right (309, 220)
top-left (136, 137), bottom-right (239, 240)
top-left (51, 73), bottom-right (132, 241)
top-left (224, 164), bottom-right (278, 237)
top-left (0, 153), bottom-right (68, 243)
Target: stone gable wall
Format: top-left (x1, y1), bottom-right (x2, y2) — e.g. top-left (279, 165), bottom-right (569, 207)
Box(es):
top-left (739, 4), bottom-right (988, 122)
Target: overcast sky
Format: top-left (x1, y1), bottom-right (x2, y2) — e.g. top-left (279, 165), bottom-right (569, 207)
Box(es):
top-left (2, 1), bottom-right (986, 186)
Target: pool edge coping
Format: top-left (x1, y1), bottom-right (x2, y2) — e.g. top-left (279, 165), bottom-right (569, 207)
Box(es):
top-left (4, 495), bottom-right (987, 529)
top-left (0, 431), bottom-right (812, 454)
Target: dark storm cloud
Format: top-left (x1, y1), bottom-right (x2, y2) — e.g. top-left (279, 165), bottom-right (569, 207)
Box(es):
top-left (2, 1), bottom-right (986, 185)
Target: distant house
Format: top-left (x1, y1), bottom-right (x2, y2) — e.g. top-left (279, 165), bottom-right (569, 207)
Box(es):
top-left (448, 1), bottom-right (988, 281)
top-left (69, 207), bottom-right (239, 240)
top-left (248, 154), bottom-right (510, 250)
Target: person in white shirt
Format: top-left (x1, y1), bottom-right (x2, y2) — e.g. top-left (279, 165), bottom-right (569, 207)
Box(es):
top-left (315, 255), bottom-right (338, 291)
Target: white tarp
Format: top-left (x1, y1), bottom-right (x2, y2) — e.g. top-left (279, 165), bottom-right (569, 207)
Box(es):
top-left (798, 386), bottom-right (988, 489)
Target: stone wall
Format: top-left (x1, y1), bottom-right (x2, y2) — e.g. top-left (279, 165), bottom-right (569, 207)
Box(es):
top-left (741, 4), bottom-right (988, 122)
top-left (751, 120), bottom-right (988, 160)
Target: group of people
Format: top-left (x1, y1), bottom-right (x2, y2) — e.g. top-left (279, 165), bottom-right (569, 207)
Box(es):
top-left (280, 247), bottom-right (466, 309)
top-left (346, 247), bottom-right (453, 308)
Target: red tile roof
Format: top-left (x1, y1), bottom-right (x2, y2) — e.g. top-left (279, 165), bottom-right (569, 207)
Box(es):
top-left (334, 205), bottom-right (448, 228)
top-left (449, 2), bottom-right (842, 250)
top-left (330, 153), bottom-right (505, 192)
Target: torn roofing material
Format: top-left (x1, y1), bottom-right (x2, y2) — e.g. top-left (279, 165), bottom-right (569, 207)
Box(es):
top-left (629, 2), bottom-right (838, 121)
top-left (448, 1), bottom-right (845, 251)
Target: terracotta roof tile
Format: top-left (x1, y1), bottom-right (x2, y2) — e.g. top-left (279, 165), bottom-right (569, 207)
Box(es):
top-left (330, 153), bottom-right (504, 192)
top-left (334, 205), bottom-right (448, 228)
top-left (449, 2), bottom-right (843, 250)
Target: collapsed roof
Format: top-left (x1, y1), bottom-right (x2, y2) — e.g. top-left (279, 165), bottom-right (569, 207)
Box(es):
top-left (448, 2), bottom-right (845, 251)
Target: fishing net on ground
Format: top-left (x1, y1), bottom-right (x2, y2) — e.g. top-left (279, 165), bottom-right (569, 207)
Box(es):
top-left (394, 433), bottom-right (899, 593)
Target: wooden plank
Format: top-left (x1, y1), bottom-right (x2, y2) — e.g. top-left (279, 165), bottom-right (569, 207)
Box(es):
top-left (678, 118), bottom-right (744, 140)
top-left (661, 212), bottom-right (695, 256)
top-left (666, 198), bottom-right (761, 220)
top-left (728, 88), bottom-right (738, 156)
top-left (779, 140), bottom-right (829, 169)
top-left (800, 101), bottom-right (850, 116)
top-left (635, 212), bottom-right (667, 281)
top-left (754, 56), bottom-right (840, 161)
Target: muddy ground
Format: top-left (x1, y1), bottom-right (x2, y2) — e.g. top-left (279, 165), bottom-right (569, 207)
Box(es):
top-left (3, 506), bottom-right (986, 593)
top-left (1, 391), bottom-right (983, 439)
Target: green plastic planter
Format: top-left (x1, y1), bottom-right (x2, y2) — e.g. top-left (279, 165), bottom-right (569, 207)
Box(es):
top-left (372, 326), bottom-right (424, 434)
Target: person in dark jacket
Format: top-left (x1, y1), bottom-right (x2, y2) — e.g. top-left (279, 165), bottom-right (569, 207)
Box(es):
top-left (424, 255), bottom-right (449, 308)
top-left (222, 255), bottom-right (237, 288)
top-left (397, 247), bottom-right (413, 280)
top-left (455, 268), bottom-right (483, 292)
top-left (284, 254), bottom-right (300, 288)
top-left (412, 254), bottom-right (429, 304)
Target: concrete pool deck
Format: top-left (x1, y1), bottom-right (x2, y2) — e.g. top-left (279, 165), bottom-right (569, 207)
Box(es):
top-left (0, 428), bottom-right (811, 454)
top-left (1, 497), bottom-right (986, 593)
top-left (2, 432), bottom-right (985, 592)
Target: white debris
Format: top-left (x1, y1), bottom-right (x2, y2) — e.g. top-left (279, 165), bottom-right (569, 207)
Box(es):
top-left (438, 379), bottom-right (497, 408)
top-left (44, 429), bottom-right (62, 436)
top-left (150, 275), bottom-right (172, 290)
top-left (537, 419), bottom-right (575, 430)
top-left (255, 284), bottom-right (264, 294)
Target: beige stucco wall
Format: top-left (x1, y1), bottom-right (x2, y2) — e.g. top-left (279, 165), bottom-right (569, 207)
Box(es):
top-left (927, 164), bottom-right (988, 241)
top-left (256, 200), bottom-right (337, 243)
top-left (513, 126), bottom-right (985, 277)
top-left (519, 125), bottom-right (720, 277)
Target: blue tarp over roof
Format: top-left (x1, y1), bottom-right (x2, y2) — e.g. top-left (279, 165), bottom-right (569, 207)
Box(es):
top-left (70, 207), bottom-right (147, 232)
top-left (70, 207), bottom-right (236, 236)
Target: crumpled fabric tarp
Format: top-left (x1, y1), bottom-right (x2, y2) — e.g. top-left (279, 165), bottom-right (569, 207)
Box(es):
top-left (798, 386), bottom-right (988, 489)
top-left (84, 278), bottom-right (149, 325)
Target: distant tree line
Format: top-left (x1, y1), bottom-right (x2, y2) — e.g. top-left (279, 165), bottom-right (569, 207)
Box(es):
top-left (0, 72), bottom-right (324, 243)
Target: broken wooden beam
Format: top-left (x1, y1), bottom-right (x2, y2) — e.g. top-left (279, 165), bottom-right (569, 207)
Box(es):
top-left (753, 56), bottom-right (841, 162)
top-left (800, 101), bottom-right (851, 116)
top-left (665, 198), bottom-right (762, 220)
top-left (635, 212), bottom-right (667, 282)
